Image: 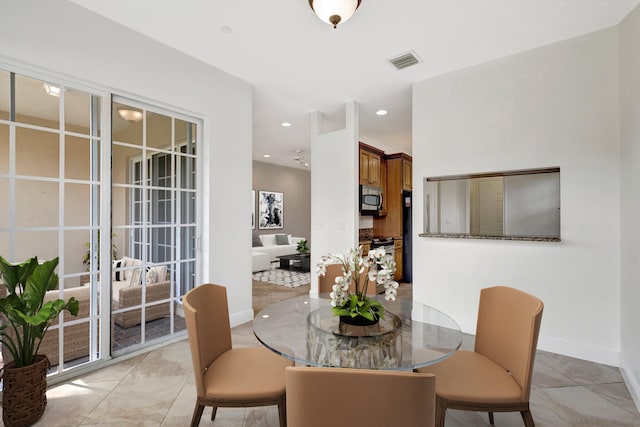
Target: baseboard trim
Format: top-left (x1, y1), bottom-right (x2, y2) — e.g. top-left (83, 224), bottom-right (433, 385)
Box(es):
top-left (230, 309), bottom-right (254, 328)
top-left (536, 335), bottom-right (620, 366)
top-left (620, 356), bottom-right (640, 413)
top-left (457, 320), bottom-right (621, 367)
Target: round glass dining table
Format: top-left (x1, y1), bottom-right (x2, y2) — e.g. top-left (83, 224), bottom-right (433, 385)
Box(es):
top-left (253, 295), bottom-right (462, 371)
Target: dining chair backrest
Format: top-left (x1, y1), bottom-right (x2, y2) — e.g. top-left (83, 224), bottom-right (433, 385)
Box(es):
top-left (474, 286), bottom-right (544, 402)
top-left (318, 263), bottom-right (376, 295)
top-left (285, 366), bottom-right (435, 427)
top-left (183, 283), bottom-right (233, 398)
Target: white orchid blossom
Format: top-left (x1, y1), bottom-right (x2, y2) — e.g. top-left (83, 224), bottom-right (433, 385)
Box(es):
top-left (316, 245), bottom-right (399, 310)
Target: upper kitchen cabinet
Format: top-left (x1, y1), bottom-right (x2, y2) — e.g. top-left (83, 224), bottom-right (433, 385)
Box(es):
top-left (359, 143), bottom-right (384, 187)
top-left (402, 157), bottom-right (412, 191)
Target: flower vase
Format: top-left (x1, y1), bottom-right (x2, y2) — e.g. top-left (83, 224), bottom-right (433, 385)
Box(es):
top-left (339, 314), bottom-right (380, 327)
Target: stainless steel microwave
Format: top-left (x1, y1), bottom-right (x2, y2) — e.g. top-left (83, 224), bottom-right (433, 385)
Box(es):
top-left (360, 184), bottom-right (383, 215)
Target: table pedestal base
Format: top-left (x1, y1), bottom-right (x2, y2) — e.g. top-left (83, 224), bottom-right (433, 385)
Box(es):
top-left (306, 309), bottom-right (402, 369)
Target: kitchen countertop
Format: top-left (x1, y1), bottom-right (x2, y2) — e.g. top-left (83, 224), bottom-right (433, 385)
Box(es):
top-left (419, 233), bottom-right (560, 242)
top-left (359, 237), bottom-right (403, 245)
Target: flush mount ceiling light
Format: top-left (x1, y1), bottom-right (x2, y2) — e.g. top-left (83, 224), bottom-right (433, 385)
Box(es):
top-left (118, 108), bottom-right (143, 122)
top-left (308, 0), bottom-right (361, 29)
top-left (43, 83), bottom-right (62, 97)
top-left (376, 109), bottom-right (388, 116)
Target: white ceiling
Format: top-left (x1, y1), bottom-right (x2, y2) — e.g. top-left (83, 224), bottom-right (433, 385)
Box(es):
top-left (70, 0), bottom-right (639, 169)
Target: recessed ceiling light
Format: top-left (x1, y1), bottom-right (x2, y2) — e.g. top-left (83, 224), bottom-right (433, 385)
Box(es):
top-left (220, 26), bottom-right (232, 34)
top-left (263, 154), bottom-right (271, 158)
top-left (376, 109), bottom-right (388, 116)
top-left (281, 122), bottom-right (292, 127)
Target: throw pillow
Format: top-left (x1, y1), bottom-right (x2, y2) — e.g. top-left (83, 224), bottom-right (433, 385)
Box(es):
top-left (112, 259), bottom-right (124, 281)
top-left (151, 265), bottom-right (168, 283)
top-left (275, 234), bottom-right (289, 245)
top-left (122, 256), bottom-right (142, 280)
top-left (129, 267), bottom-right (142, 287)
top-left (145, 266), bottom-right (158, 284)
top-left (153, 265), bottom-right (167, 282)
top-left (252, 231), bottom-right (263, 247)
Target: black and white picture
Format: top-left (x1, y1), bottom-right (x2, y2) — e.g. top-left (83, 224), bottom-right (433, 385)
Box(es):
top-left (258, 191), bottom-right (284, 229)
top-left (252, 190), bottom-right (255, 229)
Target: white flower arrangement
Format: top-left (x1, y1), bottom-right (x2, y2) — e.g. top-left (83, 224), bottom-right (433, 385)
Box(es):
top-left (316, 246), bottom-right (399, 321)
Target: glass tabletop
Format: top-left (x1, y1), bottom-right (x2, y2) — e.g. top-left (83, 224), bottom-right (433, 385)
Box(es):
top-left (253, 295), bottom-right (462, 371)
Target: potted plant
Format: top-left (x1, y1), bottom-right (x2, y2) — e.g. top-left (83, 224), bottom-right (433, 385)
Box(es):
top-left (82, 231), bottom-right (118, 271)
top-left (0, 255), bottom-right (79, 427)
top-left (316, 246), bottom-right (398, 326)
top-left (296, 239), bottom-right (309, 254)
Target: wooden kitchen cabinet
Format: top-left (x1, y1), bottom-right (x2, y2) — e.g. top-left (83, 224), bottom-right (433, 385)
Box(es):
top-left (379, 156), bottom-right (387, 215)
top-left (373, 153), bottom-right (412, 238)
top-left (402, 157), bottom-right (412, 191)
top-left (359, 143), bottom-right (384, 187)
top-left (360, 243), bottom-right (371, 256)
top-left (394, 239), bottom-right (403, 281)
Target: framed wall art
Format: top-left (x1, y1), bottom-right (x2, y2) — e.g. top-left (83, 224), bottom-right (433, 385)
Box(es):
top-left (252, 190), bottom-right (255, 229)
top-left (258, 190), bottom-right (284, 229)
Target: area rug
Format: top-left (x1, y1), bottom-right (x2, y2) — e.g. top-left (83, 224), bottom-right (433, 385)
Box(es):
top-left (252, 268), bottom-right (311, 288)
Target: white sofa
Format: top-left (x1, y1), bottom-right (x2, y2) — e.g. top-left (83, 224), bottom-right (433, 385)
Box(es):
top-left (252, 233), bottom-right (305, 272)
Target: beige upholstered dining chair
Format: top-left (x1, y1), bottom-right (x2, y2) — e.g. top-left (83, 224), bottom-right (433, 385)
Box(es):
top-left (183, 283), bottom-right (293, 427)
top-left (418, 285), bottom-right (544, 427)
top-left (318, 263), bottom-right (377, 295)
top-left (285, 366), bottom-right (436, 427)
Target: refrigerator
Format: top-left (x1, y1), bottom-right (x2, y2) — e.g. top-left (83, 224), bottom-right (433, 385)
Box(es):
top-left (402, 190), bottom-right (413, 283)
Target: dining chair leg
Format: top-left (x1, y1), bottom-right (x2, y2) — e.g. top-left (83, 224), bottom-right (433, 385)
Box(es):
top-left (521, 408), bottom-right (535, 427)
top-left (488, 412), bottom-right (495, 425)
top-left (211, 406), bottom-right (218, 421)
top-left (278, 395), bottom-right (287, 427)
top-left (190, 402), bottom-right (205, 427)
top-left (435, 395), bottom-right (446, 427)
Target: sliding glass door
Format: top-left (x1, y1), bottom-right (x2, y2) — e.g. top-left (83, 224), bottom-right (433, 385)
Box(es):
top-left (111, 97), bottom-right (198, 354)
top-left (0, 67), bottom-right (201, 382)
top-left (0, 69), bottom-right (103, 374)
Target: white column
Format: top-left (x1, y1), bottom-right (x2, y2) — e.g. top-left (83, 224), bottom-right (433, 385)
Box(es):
top-left (310, 101), bottom-right (360, 296)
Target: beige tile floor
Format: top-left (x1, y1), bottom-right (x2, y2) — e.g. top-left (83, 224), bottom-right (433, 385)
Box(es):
top-left (4, 280), bottom-right (639, 426)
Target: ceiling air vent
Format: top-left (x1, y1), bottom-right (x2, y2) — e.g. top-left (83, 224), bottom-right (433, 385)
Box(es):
top-left (388, 51), bottom-right (421, 70)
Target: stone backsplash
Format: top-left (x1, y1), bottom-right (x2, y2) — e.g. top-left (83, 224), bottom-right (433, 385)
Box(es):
top-left (359, 228), bottom-right (374, 241)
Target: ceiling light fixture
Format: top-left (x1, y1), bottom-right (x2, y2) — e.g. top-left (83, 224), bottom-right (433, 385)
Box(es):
top-left (118, 108), bottom-right (143, 122)
top-left (293, 149), bottom-right (309, 166)
top-left (308, 0), bottom-right (361, 29)
top-left (43, 83), bottom-right (62, 97)
top-left (263, 154), bottom-right (271, 158)
top-left (281, 122), bottom-right (292, 127)
top-left (376, 109), bottom-right (388, 116)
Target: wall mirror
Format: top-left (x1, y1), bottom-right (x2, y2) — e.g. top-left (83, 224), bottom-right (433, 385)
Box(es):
top-left (422, 167), bottom-right (560, 241)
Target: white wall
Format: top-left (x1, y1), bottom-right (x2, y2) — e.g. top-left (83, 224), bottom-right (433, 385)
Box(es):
top-left (0, 0), bottom-right (254, 324)
top-left (252, 161), bottom-right (311, 241)
top-left (619, 4), bottom-right (640, 408)
top-left (412, 28), bottom-right (621, 365)
top-left (310, 102), bottom-right (359, 295)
